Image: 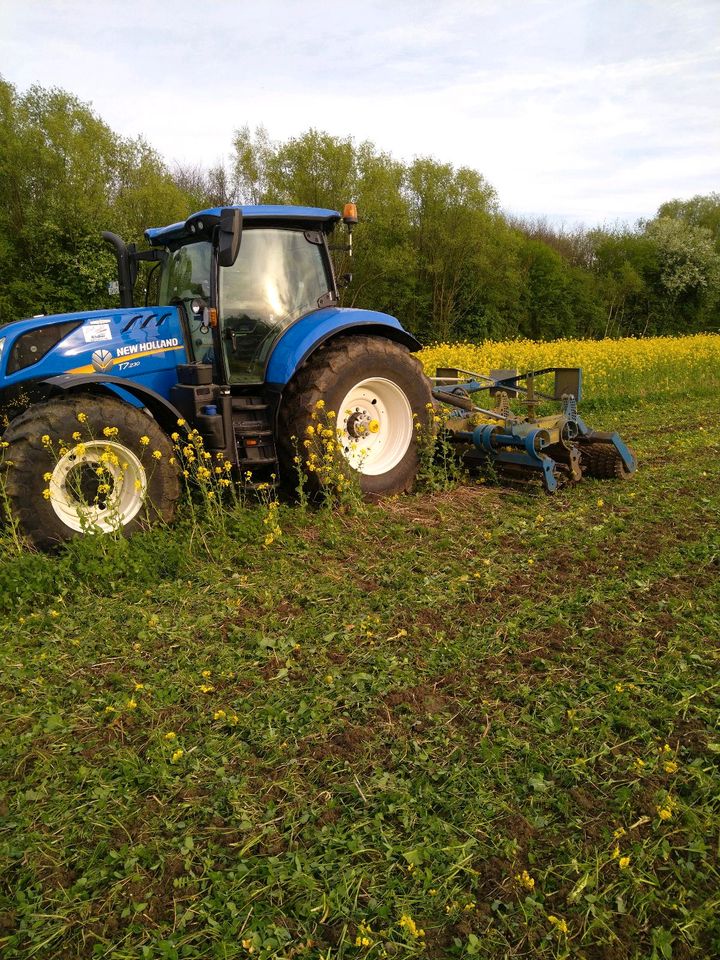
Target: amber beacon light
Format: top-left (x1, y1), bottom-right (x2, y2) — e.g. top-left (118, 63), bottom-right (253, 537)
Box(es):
top-left (342, 202), bottom-right (358, 225)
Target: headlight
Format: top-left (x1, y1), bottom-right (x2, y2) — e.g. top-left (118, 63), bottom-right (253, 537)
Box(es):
top-left (0, 337), bottom-right (5, 366)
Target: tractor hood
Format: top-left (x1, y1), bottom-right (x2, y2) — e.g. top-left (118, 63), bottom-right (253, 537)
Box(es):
top-left (0, 307), bottom-right (187, 399)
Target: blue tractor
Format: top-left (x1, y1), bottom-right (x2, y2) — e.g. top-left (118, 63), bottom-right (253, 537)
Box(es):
top-left (0, 203), bottom-right (635, 549)
top-left (0, 204), bottom-right (433, 548)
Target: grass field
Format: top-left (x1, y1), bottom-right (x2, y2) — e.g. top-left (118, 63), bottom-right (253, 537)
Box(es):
top-left (1, 340), bottom-right (719, 959)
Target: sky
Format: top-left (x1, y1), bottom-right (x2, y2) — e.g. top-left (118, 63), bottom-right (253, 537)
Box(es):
top-left (1, 0), bottom-right (718, 227)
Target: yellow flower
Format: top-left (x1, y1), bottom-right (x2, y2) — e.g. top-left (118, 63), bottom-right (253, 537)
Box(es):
top-left (140, 435), bottom-right (150, 446)
top-left (76, 412), bottom-right (87, 423)
top-left (199, 684), bottom-right (215, 693)
top-left (126, 698), bottom-right (137, 709)
top-left (398, 915), bottom-right (424, 938)
top-left (214, 709), bottom-right (226, 720)
top-left (171, 749), bottom-right (184, 763)
top-left (164, 731), bottom-right (177, 740)
top-left (72, 431), bottom-right (81, 441)
top-left (102, 426), bottom-right (119, 437)
top-left (43, 488), bottom-right (52, 500)
top-left (619, 856), bottom-right (631, 869)
top-left (41, 434), bottom-right (51, 445)
top-left (171, 432), bottom-right (180, 441)
top-left (548, 915), bottom-right (568, 935)
top-left (152, 450), bottom-right (162, 460)
top-left (515, 869), bottom-right (535, 891)
top-left (657, 806), bottom-right (672, 821)
top-left (664, 760), bottom-right (678, 774)
top-left (177, 418), bottom-right (186, 427)
top-left (134, 682), bottom-right (145, 691)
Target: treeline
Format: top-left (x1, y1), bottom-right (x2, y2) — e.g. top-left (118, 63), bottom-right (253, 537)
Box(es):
top-left (1, 79), bottom-right (719, 341)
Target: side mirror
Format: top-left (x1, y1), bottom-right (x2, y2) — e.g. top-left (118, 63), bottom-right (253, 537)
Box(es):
top-left (218, 208), bottom-right (243, 268)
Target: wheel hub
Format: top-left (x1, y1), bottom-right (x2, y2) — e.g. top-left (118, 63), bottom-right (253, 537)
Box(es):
top-left (345, 409), bottom-right (374, 438)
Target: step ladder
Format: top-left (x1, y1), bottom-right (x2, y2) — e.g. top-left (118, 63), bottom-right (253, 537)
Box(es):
top-left (231, 396), bottom-right (280, 488)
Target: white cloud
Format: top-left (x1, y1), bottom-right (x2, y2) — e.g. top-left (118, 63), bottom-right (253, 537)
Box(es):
top-left (1, 0), bottom-right (718, 225)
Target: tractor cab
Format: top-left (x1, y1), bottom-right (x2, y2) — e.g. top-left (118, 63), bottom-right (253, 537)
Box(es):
top-left (145, 206), bottom-right (346, 386)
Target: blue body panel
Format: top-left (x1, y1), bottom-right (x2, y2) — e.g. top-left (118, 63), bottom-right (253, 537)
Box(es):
top-left (146, 205), bottom-right (341, 246)
top-left (0, 303), bottom-right (416, 398)
top-left (0, 307), bottom-right (188, 398)
top-left (264, 307), bottom-right (418, 388)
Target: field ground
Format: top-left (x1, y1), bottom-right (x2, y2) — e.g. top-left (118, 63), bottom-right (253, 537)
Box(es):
top-left (1, 388), bottom-right (719, 959)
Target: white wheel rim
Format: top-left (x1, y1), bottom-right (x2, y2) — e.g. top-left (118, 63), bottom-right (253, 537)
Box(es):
top-left (337, 377), bottom-right (414, 475)
top-left (48, 440), bottom-right (147, 533)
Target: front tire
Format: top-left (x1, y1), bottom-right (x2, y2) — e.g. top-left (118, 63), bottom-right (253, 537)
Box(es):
top-left (3, 394), bottom-right (180, 550)
top-left (277, 336), bottom-right (433, 497)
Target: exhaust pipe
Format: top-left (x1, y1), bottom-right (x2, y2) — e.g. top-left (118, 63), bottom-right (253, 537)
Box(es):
top-left (102, 231), bottom-right (134, 308)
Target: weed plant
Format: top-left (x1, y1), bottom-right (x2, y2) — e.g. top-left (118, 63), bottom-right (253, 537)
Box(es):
top-left (0, 359), bottom-right (719, 959)
top-left (415, 402), bottom-right (467, 493)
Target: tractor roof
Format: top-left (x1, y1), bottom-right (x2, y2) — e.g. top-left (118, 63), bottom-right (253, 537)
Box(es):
top-left (145, 205), bottom-right (341, 246)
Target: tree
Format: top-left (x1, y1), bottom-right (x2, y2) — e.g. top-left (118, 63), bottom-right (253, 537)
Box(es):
top-left (644, 217), bottom-right (720, 330)
top-left (656, 193), bottom-right (720, 250)
top-left (0, 78), bottom-right (204, 321)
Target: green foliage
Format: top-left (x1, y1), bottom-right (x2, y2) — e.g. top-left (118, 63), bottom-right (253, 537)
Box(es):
top-left (0, 79), bottom-right (203, 323)
top-left (227, 122), bottom-right (720, 341)
top-left (656, 192), bottom-right (720, 248)
top-left (1, 76), bottom-right (719, 340)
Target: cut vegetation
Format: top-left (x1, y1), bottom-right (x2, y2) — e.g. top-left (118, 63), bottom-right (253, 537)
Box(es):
top-left (0, 387), bottom-right (718, 959)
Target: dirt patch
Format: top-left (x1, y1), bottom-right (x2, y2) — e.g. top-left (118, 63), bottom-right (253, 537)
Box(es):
top-left (384, 683), bottom-right (449, 715)
top-left (302, 723), bottom-right (379, 763)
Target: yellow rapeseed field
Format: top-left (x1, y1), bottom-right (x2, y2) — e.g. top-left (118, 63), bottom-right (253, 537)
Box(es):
top-left (417, 334), bottom-right (720, 401)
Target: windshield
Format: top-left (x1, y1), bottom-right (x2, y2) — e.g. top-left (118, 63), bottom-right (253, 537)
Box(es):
top-left (158, 241), bottom-right (213, 361)
top-left (220, 228), bottom-right (332, 383)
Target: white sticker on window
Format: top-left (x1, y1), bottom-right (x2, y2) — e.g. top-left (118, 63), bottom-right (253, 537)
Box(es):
top-left (83, 322), bottom-right (112, 343)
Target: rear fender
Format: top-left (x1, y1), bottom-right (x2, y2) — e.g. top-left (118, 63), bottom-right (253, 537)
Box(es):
top-left (264, 307), bottom-right (421, 390)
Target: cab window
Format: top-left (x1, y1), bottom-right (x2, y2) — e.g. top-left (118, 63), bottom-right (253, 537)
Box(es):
top-left (219, 228), bottom-right (331, 383)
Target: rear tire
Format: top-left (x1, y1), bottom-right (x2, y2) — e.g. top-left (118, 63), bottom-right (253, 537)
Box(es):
top-left (3, 394), bottom-right (180, 550)
top-left (277, 336), bottom-right (432, 497)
